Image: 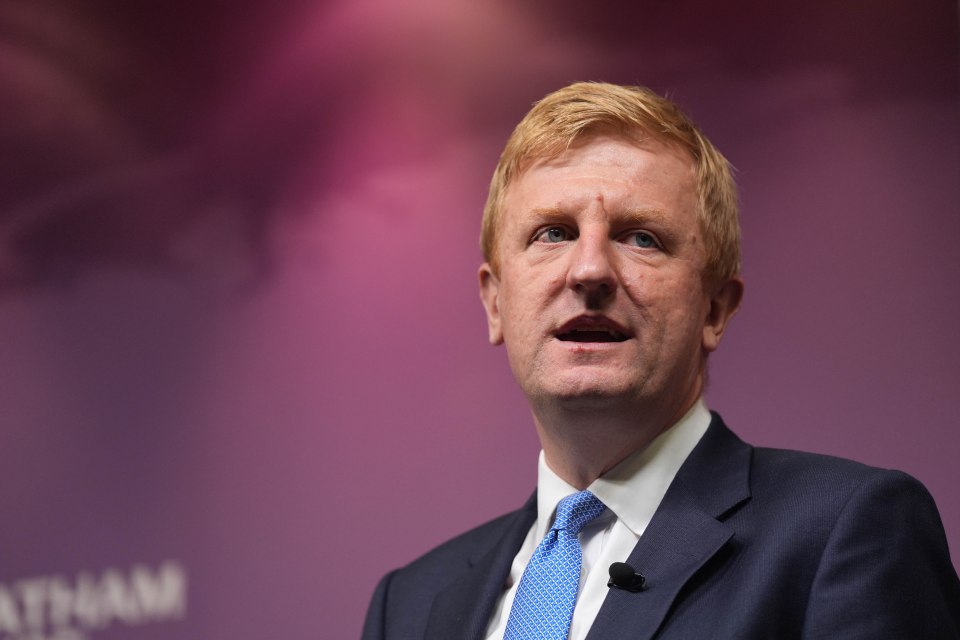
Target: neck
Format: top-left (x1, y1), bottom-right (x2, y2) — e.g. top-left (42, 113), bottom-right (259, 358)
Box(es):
top-left (531, 391), bottom-right (701, 490)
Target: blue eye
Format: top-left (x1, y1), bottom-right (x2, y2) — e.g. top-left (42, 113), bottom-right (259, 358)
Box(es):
top-left (537, 227), bottom-right (570, 243)
top-left (628, 231), bottom-right (658, 249)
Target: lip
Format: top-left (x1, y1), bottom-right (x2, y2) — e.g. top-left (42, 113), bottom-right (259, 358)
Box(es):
top-left (553, 314), bottom-right (633, 343)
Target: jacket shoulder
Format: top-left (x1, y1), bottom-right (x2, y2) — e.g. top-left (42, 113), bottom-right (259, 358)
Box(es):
top-left (748, 444), bottom-right (927, 502)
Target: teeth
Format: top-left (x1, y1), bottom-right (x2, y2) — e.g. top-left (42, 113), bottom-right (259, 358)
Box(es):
top-left (564, 326), bottom-right (626, 341)
top-left (574, 327), bottom-right (615, 335)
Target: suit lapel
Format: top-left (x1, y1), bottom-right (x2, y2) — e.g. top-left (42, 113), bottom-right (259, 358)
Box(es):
top-left (587, 415), bottom-right (752, 640)
top-left (424, 494), bottom-right (537, 640)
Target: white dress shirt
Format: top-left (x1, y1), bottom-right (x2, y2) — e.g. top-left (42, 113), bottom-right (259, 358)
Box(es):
top-left (483, 399), bottom-right (712, 640)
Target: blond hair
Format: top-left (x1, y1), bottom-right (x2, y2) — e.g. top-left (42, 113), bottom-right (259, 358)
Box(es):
top-left (480, 82), bottom-right (740, 288)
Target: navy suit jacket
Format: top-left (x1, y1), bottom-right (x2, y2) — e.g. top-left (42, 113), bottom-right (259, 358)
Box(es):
top-left (362, 415), bottom-right (960, 639)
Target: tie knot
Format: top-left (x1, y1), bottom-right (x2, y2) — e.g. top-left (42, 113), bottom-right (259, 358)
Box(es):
top-left (552, 490), bottom-right (605, 536)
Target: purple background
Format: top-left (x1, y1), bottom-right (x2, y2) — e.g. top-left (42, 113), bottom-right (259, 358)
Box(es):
top-left (1, 0), bottom-right (957, 638)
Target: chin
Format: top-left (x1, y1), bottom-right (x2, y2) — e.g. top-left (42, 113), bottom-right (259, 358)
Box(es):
top-left (535, 379), bottom-right (637, 408)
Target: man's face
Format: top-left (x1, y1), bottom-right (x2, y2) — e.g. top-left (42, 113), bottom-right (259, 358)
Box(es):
top-left (479, 134), bottom-right (740, 417)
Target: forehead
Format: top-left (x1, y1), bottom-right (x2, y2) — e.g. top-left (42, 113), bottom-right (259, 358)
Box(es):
top-left (501, 134), bottom-right (697, 225)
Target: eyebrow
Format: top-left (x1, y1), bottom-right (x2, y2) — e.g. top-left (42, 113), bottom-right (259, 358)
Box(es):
top-left (526, 206), bottom-right (567, 221)
top-left (527, 206), bottom-right (682, 233)
top-left (622, 207), bottom-right (671, 224)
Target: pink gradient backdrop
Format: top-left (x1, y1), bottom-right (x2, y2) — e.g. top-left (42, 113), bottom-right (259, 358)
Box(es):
top-left (1, 0), bottom-right (957, 638)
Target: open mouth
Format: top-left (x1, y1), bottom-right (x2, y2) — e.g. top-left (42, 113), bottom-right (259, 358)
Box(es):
top-left (556, 326), bottom-right (629, 343)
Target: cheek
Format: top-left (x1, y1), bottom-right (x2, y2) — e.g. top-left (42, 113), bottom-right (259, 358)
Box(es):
top-left (632, 272), bottom-right (706, 327)
top-left (498, 280), bottom-right (540, 338)
top-left (498, 269), bottom-right (562, 343)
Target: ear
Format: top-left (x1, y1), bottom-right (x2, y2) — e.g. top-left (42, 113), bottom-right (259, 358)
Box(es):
top-left (478, 263), bottom-right (504, 345)
top-left (702, 276), bottom-right (743, 353)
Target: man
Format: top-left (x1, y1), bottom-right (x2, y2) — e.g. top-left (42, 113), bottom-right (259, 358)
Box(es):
top-left (362, 82), bottom-right (960, 639)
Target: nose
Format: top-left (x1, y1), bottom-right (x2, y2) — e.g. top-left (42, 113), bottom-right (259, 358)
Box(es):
top-left (566, 230), bottom-right (617, 306)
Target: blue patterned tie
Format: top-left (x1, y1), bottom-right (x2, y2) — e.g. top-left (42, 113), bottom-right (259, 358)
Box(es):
top-left (503, 490), bottom-right (606, 640)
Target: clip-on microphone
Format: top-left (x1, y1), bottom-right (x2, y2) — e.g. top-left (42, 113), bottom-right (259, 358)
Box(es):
top-left (607, 562), bottom-right (646, 592)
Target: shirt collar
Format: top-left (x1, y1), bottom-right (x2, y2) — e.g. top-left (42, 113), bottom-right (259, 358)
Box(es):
top-left (535, 398), bottom-right (712, 539)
